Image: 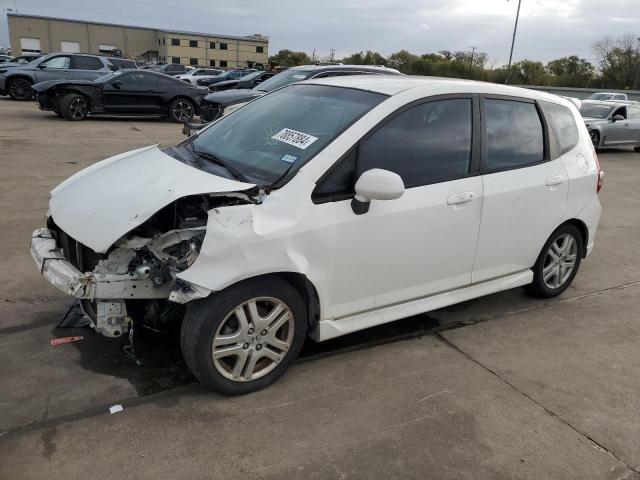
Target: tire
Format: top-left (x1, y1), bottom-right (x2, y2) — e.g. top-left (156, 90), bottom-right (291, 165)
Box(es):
top-left (59, 93), bottom-right (88, 121)
top-left (526, 224), bottom-right (583, 298)
top-left (168, 98), bottom-right (195, 123)
top-left (634, 146), bottom-right (640, 153)
top-left (589, 130), bottom-right (600, 149)
top-left (181, 277), bottom-right (308, 395)
top-left (7, 77), bottom-right (33, 101)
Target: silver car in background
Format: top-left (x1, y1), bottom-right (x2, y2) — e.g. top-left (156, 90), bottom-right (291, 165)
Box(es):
top-left (579, 100), bottom-right (640, 152)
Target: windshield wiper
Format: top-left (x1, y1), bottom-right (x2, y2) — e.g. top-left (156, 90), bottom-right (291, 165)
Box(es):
top-left (184, 139), bottom-right (251, 183)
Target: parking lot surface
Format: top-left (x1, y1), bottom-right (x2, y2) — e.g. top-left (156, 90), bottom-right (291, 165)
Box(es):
top-left (1, 97), bottom-right (640, 479)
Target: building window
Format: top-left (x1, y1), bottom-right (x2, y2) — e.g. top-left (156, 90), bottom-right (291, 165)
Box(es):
top-left (189, 40), bottom-right (198, 48)
top-left (171, 57), bottom-right (181, 64)
top-left (163, 38), bottom-right (166, 45)
top-left (209, 42), bottom-right (216, 49)
top-left (220, 43), bottom-right (228, 50)
top-left (256, 46), bottom-right (264, 53)
top-left (158, 39), bottom-right (161, 46)
top-left (189, 58), bottom-right (198, 65)
top-left (209, 59), bottom-right (216, 67)
top-left (220, 60), bottom-right (227, 67)
top-left (171, 38), bottom-right (180, 46)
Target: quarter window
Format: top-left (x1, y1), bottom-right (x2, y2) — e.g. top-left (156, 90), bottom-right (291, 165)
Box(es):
top-left (358, 99), bottom-right (473, 188)
top-left (485, 99), bottom-right (544, 170)
top-left (540, 101), bottom-right (579, 157)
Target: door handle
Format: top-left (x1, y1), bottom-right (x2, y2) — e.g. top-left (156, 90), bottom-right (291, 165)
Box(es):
top-left (545, 175), bottom-right (565, 186)
top-left (447, 191), bottom-right (474, 205)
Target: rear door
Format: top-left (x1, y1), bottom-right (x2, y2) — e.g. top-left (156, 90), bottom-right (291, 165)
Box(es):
top-left (102, 72), bottom-right (161, 114)
top-left (626, 106), bottom-right (640, 145)
top-left (34, 55), bottom-right (72, 82)
top-left (71, 55), bottom-right (108, 80)
top-left (472, 96), bottom-right (569, 283)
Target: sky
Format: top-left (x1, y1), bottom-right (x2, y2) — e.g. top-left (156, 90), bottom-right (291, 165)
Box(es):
top-left (0, 0), bottom-right (638, 66)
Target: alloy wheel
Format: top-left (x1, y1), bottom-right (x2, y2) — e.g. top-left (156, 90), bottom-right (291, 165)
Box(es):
top-left (542, 233), bottom-right (578, 289)
top-left (69, 98), bottom-right (87, 120)
top-left (172, 100), bottom-right (193, 122)
top-left (211, 297), bottom-right (295, 382)
top-left (8, 79), bottom-right (32, 100)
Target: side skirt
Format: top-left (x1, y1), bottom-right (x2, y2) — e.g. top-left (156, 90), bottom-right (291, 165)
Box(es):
top-left (311, 270), bottom-right (533, 341)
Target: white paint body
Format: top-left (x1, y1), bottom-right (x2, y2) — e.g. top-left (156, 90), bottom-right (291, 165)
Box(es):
top-left (41, 76), bottom-right (601, 341)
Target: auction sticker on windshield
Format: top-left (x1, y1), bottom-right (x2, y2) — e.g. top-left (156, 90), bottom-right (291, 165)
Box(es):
top-left (271, 128), bottom-right (318, 150)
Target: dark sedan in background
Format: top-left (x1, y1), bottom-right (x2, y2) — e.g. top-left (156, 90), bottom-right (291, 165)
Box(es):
top-left (195, 69), bottom-right (255, 87)
top-left (208, 70), bottom-right (275, 92)
top-left (33, 69), bottom-right (208, 122)
top-left (199, 64), bottom-right (402, 122)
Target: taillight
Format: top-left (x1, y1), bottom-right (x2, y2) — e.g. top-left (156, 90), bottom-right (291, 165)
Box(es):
top-left (593, 149), bottom-right (604, 193)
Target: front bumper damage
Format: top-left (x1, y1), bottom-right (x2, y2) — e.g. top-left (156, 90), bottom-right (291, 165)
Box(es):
top-left (30, 227), bottom-right (207, 337)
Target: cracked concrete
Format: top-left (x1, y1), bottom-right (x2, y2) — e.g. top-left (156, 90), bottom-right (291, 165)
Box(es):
top-left (1, 97), bottom-right (640, 479)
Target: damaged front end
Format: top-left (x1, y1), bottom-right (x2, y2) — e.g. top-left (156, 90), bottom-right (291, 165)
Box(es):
top-left (31, 190), bottom-right (262, 338)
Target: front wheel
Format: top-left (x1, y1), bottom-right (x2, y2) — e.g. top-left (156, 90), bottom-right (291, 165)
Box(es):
top-left (589, 130), bottom-right (600, 149)
top-left (527, 224), bottom-right (583, 298)
top-left (59, 93), bottom-right (88, 121)
top-left (7, 78), bottom-right (33, 101)
top-left (168, 98), bottom-right (195, 123)
top-left (634, 146), bottom-right (640, 153)
top-left (181, 277), bottom-right (308, 395)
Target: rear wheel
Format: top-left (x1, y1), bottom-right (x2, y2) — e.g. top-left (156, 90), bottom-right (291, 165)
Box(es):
top-left (527, 224), bottom-right (583, 298)
top-left (168, 98), bottom-right (195, 123)
top-left (7, 77), bottom-right (33, 101)
top-left (181, 277), bottom-right (308, 395)
top-left (589, 130), bottom-right (600, 149)
top-left (59, 93), bottom-right (88, 121)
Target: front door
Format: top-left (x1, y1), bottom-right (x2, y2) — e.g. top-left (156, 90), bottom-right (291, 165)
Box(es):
top-left (34, 55), bottom-right (73, 82)
top-left (604, 106), bottom-right (633, 145)
top-left (473, 96), bottom-right (569, 283)
top-left (313, 96), bottom-right (483, 319)
top-left (103, 72), bottom-right (161, 114)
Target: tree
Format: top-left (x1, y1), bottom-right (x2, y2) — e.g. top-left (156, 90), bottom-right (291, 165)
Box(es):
top-left (268, 49), bottom-right (312, 67)
top-left (546, 56), bottom-right (594, 87)
top-left (388, 50), bottom-right (418, 73)
top-left (592, 34), bottom-right (640, 89)
top-left (509, 60), bottom-right (549, 85)
top-left (341, 51), bottom-right (388, 66)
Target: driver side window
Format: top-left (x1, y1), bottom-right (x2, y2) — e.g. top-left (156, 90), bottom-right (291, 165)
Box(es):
top-left (41, 56), bottom-right (71, 69)
top-left (613, 107), bottom-right (627, 119)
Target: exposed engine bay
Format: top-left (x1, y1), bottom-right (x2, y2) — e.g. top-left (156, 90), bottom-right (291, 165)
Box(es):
top-left (45, 190), bottom-right (262, 338)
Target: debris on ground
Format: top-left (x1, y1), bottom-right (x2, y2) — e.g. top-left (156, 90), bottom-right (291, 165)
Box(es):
top-left (109, 404), bottom-right (124, 415)
top-left (50, 336), bottom-right (84, 346)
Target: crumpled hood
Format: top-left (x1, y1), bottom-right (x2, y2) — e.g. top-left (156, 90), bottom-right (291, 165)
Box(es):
top-left (50, 145), bottom-right (254, 253)
top-left (32, 79), bottom-right (96, 92)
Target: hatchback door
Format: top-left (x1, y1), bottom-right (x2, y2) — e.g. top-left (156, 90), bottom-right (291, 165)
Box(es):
top-left (34, 55), bottom-right (73, 82)
top-left (313, 96), bottom-right (483, 318)
top-left (71, 55), bottom-right (109, 80)
top-left (472, 96), bottom-right (568, 283)
top-left (103, 72), bottom-right (161, 114)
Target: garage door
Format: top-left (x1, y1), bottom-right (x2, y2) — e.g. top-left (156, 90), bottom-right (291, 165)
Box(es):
top-left (61, 41), bottom-right (81, 53)
top-left (20, 37), bottom-right (41, 53)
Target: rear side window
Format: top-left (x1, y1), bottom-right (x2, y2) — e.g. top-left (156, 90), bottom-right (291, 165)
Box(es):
top-left (485, 99), bottom-right (544, 171)
top-left (628, 107), bottom-right (640, 119)
top-left (540, 101), bottom-right (579, 157)
top-left (358, 99), bottom-right (473, 188)
top-left (72, 56), bottom-right (103, 70)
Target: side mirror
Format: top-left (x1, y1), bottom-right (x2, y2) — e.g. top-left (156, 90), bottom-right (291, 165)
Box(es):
top-left (37, 64), bottom-right (47, 69)
top-left (612, 114), bottom-right (625, 122)
top-left (351, 168), bottom-right (405, 215)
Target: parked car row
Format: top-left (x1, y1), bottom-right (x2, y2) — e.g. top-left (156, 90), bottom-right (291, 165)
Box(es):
top-left (579, 100), bottom-right (640, 152)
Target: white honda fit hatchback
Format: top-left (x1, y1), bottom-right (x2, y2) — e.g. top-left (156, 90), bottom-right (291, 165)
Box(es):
top-left (31, 76), bottom-right (602, 394)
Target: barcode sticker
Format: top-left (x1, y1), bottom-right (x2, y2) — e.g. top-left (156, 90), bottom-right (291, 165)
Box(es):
top-left (271, 128), bottom-right (318, 150)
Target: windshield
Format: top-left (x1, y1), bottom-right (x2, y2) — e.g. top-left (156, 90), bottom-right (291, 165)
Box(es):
top-left (587, 93), bottom-right (613, 101)
top-left (238, 71), bottom-right (263, 81)
top-left (579, 103), bottom-right (613, 119)
top-left (94, 70), bottom-right (125, 83)
top-left (188, 84), bottom-right (386, 184)
top-left (252, 69), bottom-right (312, 92)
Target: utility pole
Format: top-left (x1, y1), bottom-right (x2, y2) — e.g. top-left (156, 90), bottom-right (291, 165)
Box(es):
top-left (505, 0), bottom-right (522, 85)
top-left (329, 48), bottom-right (335, 63)
top-left (312, 48), bottom-right (316, 63)
top-left (469, 46), bottom-right (477, 75)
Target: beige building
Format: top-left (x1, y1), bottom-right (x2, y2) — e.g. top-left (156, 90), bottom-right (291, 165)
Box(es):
top-left (7, 13), bottom-right (269, 69)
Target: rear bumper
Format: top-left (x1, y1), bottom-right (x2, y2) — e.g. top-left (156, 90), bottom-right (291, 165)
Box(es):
top-left (31, 228), bottom-right (93, 298)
